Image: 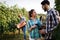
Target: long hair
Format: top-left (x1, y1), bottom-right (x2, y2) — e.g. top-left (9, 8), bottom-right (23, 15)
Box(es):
top-left (28, 9), bottom-right (35, 19)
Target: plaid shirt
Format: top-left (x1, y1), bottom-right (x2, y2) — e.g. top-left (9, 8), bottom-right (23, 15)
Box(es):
top-left (46, 8), bottom-right (58, 33)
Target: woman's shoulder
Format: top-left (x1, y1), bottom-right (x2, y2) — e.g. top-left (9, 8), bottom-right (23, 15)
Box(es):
top-left (36, 18), bottom-right (40, 21)
top-left (28, 19), bottom-right (32, 23)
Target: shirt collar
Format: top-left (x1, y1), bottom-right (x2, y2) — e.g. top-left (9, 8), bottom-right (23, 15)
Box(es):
top-left (47, 8), bottom-right (51, 12)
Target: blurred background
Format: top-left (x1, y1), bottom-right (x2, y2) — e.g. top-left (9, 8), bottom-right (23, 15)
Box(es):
top-left (0, 0), bottom-right (60, 40)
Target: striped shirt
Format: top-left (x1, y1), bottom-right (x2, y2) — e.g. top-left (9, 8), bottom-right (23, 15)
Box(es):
top-left (46, 8), bottom-right (58, 33)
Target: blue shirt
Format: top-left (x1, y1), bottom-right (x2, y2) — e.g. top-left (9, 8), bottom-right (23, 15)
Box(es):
top-left (27, 18), bottom-right (41, 38)
top-left (20, 17), bottom-right (26, 27)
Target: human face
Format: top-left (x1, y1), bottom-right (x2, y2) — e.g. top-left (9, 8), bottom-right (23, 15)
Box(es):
top-left (32, 10), bottom-right (37, 17)
top-left (18, 14), bottom-right (22, 18)
top-left (42, 4), bottom-right (49, 11)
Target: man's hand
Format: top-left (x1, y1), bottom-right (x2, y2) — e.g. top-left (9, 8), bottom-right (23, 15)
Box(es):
top-left (39, 29), bottom-right (46, 34)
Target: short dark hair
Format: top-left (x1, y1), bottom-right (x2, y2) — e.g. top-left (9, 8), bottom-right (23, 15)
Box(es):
top-left (41, 0), bottom-right (50, 5)
top-left (29, 9), bottom-right (34, 17)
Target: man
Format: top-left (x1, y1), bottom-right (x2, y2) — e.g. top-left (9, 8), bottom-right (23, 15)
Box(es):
top-left (18, 14), bottom-right (26, 40)
top-left (41, 0), bottom-right (58, 40)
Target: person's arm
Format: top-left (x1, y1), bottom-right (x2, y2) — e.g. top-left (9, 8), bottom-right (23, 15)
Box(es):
top-left (56, 11), bottom-right (60, 22)
top-left (20, 17), bottom-right (26, 25)
top-left (52, 11), bottom-right (58, 26)
top-left (49, 11), bottom-right (58, 30)
top-left (27, 21), bottom-right (30, 32)
top-left (29, 25), bottom-right (37, 31)
top-left (27, 21), bottom-right (36, 32)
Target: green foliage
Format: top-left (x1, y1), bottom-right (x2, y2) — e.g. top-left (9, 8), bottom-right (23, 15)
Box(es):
top-left (0, 3), bottom-right (28, 34)
top-left (52, 0), bottom-right (60, 40)
top-left (55, 0), bottom-right (60, 13)
top-left (52, 23), bottom-right (60, 40)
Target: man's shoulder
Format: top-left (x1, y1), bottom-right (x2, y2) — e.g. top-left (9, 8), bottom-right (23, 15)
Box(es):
top-left (51, 8), bottom-right (56, 12)
top-left (51, 8), bottom-right (59, 16)
top-left (47, 8), bottom-right (55, 14)
top-left (48, 8), bottom-right (56, 15)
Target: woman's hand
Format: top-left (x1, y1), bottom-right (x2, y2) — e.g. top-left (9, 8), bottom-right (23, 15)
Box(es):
top-left (29, 25), bottom-right (37, 31)
top-left (31, 25), bottom-right (37, 29)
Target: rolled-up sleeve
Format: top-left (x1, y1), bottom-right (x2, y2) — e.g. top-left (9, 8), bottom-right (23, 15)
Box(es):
top-left (52, 11), bottom-right (58, 26)
top-left (27, 21), bottom-right (31, 32)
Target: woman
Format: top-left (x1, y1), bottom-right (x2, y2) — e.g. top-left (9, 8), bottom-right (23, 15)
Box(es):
top-left (17, 14), bottom-right (26, 40)
top-left (27, 9), bottom-right (41, 40)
